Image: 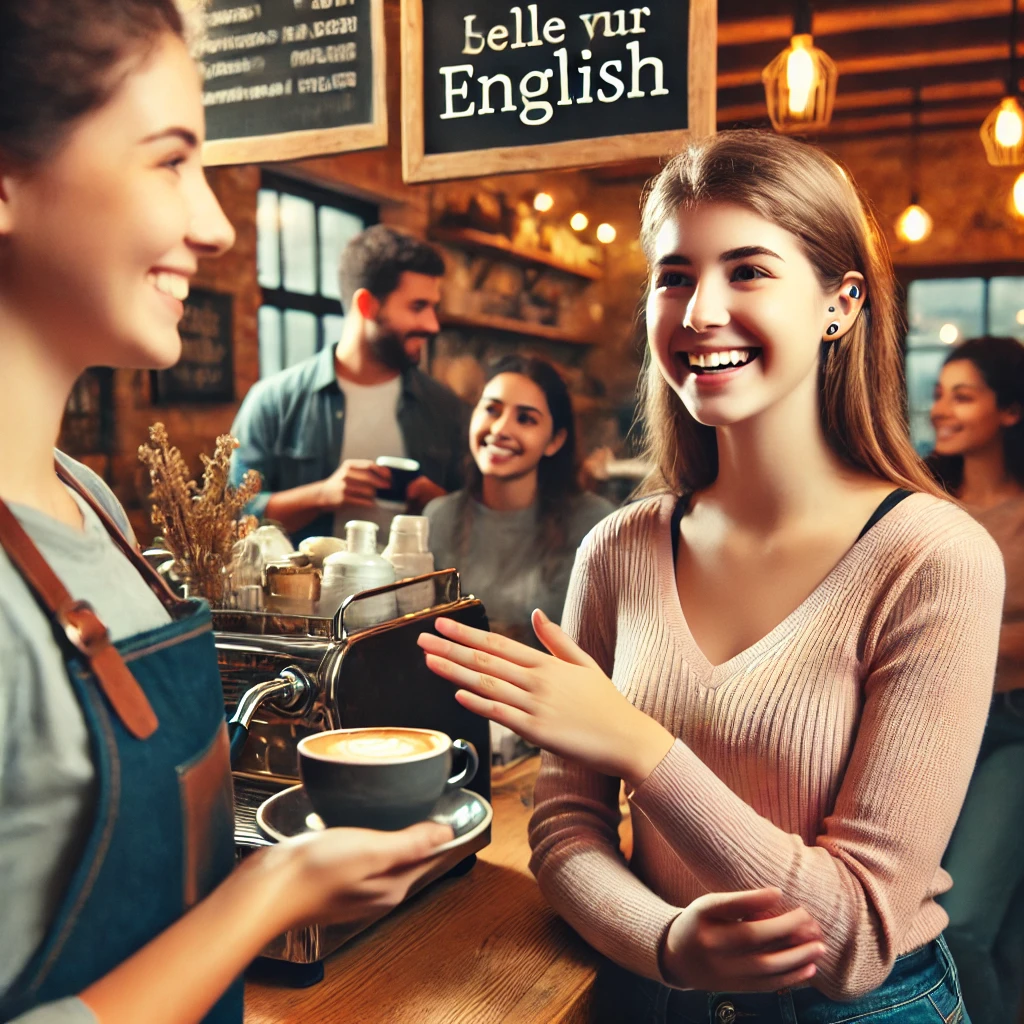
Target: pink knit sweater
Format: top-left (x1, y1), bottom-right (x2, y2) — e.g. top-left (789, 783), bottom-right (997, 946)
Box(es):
top-left (528, 492), bottom-right (1004, 1001)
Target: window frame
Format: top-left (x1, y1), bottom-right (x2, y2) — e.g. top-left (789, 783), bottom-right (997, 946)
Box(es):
top-left (258, 171), bottom-right (379, 374)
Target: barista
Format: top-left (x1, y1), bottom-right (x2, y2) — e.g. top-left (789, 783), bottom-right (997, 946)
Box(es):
top-left (230, 226), bottom-right (469, 543)
top-left (0, 5), bottom-right (450, 1022)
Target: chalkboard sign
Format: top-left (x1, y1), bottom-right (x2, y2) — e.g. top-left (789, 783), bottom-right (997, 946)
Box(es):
top-left (152, 289), bottom-right (235, 404)
top-left (401, 0), bottom-right (715, 182)
top-left (198, 0), bottom-right (387, 166)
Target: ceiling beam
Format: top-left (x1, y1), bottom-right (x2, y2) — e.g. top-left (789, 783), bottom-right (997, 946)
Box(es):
top-left (719, 42), bottom-right (1024, 89)
top-left (717, 80), bottom-right (1007, 123)
top-left (717, 0), bottom-right (1010, 47)
top-left (720, 103), bottom-right (998, 137)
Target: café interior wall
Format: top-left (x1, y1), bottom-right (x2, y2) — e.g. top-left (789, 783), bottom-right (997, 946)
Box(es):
top-left (86, 110), bottom-right (1020, 544)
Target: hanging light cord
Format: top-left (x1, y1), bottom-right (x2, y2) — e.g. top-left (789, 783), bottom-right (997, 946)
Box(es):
top-left (793, 0), bottom-right (812, 36)
top-left (1011, 0), bottom-right (1020, 100)
top-left (910, 86), bottom-right (922, 205)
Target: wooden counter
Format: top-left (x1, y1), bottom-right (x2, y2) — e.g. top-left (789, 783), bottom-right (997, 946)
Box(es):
top-left (245, 757), bottom-right (624, 1024)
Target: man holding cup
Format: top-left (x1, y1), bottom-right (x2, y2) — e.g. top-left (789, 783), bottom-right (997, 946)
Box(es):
top-left (230, 226), bottom-right (469, 543)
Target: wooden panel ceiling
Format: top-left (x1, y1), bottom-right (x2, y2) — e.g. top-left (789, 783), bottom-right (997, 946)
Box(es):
top-left (589, 0), bottom-right (1015, 181)
top-left (718, 0), bottom-right (1017, 139)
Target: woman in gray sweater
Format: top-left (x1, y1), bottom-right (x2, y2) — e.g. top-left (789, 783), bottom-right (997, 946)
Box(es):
top-left (426, 356), bottom-right (613, 647)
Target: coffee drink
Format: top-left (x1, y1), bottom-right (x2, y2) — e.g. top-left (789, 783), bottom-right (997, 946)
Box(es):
top-left (298, 727), bottom-right (478, 831)
top-left (305, 728), bottom-right (447, 763)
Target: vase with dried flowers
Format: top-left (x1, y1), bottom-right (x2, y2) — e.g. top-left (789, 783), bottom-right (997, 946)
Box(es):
top-left (138, 423), bottom-right (261, 605)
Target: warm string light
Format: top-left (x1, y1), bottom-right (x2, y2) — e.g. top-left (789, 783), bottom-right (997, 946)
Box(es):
top-left (895, 204), bottom-right (933, 244)
top-left (760, 0), bottom-right (838, 135)
top-left (596, 223), bottom-right (616, 244)
top-left (1013, 171), bottom-right (1024, 218)
top-left (981, 0), bottom-right (1024, 166)
top-left (895, 88), bottom-right (933, 245)
top-left (939, 323), bottom-right (960, 345)
top-left (570, 212), bottom-right (589, 231)
top-left (785, 37), bottom-right (816, 115)
top-left (532, 192), bottom-right (554, 213)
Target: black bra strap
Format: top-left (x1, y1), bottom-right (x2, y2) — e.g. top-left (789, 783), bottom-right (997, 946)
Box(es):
top-left (857, 488), bottom-right (913, 541)
top-left (670, 488), bottom-right (913, 564)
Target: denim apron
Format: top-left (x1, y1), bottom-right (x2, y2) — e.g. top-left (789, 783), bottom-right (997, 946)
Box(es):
top-left (0, 468), bottom-right (243, 1023)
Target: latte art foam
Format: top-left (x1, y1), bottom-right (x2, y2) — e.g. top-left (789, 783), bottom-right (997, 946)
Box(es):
top-left (310, 729), bottom-right (447, 763)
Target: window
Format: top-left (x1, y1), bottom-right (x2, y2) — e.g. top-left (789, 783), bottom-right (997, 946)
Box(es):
top-left (256, 172), bottom-right (377, 378)
top-left (903, 269), bottom-right (1024, 454)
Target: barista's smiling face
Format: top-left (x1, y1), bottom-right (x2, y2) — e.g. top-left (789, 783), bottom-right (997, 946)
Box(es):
top-left (0, 32), bottom-right (235, 374)
top-left (470, 373), bottom-right (566, 482)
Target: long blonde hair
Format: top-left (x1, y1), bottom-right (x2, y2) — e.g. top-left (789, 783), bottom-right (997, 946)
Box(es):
top-left (635, 130), bottom-right (946, 501)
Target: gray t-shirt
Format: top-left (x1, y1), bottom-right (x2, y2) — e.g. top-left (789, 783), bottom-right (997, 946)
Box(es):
top-left (1, 455), bottom-right (170, 1023)
top-left (424, 490), bottom-right (615, 646)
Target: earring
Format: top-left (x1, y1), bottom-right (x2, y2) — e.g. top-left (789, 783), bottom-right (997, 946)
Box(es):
top-left (826, 321), bottom-right (840, 336)
top-left (849, 285), bottom-right (861, 299)
top-left (828, 306), bottom-right (835, 312)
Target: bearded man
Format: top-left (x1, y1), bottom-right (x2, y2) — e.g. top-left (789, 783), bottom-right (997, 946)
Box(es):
top-left (230, 225), bottom-right (468, 543)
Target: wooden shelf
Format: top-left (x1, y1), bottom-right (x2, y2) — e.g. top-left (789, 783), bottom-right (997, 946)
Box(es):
top-left (430, 226), bottom-right (603, 282)
top-left (439, 310), bottom-right (596, 346)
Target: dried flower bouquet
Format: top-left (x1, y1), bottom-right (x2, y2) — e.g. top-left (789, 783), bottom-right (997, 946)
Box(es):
top-left (138, 423), bottom-right (260, 604)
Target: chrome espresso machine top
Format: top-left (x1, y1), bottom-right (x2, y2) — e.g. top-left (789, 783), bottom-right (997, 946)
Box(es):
top-left (214, 570), bottom-right (492, 966)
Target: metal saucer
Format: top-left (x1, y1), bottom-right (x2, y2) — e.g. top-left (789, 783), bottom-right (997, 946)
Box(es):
top-left (257, 785), bottom-right (492, 854)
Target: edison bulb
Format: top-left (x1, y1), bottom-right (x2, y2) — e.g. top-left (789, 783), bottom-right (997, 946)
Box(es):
top-left (895, 203), bottom-right (933, 244)
top-left (533, 192), bottom-right (554, 213)
top-left (570, 212), bottom-right (589, 231)
top-left (995, 102), bottom-right (1024, 149)
top-left (786, 40), bottom-right (815, 116)
top-left (596, 223), bottom-right (616, 244)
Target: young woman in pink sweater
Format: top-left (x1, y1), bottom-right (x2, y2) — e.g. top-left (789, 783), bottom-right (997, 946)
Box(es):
top-left (419, 131), bottom-right (1002, 1022)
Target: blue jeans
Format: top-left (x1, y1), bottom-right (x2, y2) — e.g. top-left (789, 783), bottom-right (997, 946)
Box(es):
top-left (592, 936), bottom-right (968, 1023)
top-left (940, 690), bottom-right (1024, 1024)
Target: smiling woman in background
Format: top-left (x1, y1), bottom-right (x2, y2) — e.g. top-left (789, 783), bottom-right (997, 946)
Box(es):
top-left (425, 355), bottom-right (613, 648)
top-left (929, 335), bottom-right (1024, 1024)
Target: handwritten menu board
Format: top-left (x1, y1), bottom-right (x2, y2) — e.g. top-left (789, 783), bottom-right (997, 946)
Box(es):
top-left (400, 0), bottom-right (716, 182)
top-left (198, 0), bottom-right (387, 166)
top-left (152, 289), bottom-right (235, 405)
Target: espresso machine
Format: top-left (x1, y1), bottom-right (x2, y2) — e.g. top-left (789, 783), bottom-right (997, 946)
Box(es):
top-left (213, 569), bottom-right (491, 970)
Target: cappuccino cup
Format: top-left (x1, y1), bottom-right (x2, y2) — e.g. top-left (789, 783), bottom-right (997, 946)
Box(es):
top-left (298, 727), bottom-right (478, 831)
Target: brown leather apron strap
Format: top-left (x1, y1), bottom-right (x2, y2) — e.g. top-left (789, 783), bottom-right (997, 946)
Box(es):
top-left (55, 463), bottom-right (190, 614)
top-left (0, 494), bottom-right (158, 740)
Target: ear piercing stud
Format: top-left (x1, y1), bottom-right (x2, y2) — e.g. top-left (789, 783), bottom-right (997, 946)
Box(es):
top-left (829, 306), bottom-right (835, 312)
top-left (826, 322), bottom-right (840, 336)
top-left (849, 285), bottom-right (861, 299)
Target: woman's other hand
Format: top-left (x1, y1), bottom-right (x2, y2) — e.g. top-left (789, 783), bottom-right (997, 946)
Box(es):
top-left (417, 612), bottom-right (675, 787)
top-left (661, 888), bottom-right (825, 991)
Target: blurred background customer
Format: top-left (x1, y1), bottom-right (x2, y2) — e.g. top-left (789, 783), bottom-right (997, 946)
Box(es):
top-left (930, 335), bottom-right (1024, 1024)
top-left (426, 355), bottom-right (614, 647)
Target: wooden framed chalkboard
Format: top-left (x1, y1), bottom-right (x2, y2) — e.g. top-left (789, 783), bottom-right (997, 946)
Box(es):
top-left (198, 0), bottom-right (387, 166)
top-left (151, 289), bottom-right (235, 405)
top-left (401, 0), bottom-right (716, 182)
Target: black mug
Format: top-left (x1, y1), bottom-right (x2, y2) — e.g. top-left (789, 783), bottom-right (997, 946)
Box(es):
top-left (298, 727), bottom-right (479, 830)
top-left (375, 456), bottom-right (420, 503)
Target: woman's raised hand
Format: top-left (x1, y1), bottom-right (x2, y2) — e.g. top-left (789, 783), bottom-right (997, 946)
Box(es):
top-left (661, 888), bottom-right (825, 992)
top-left (417, 612), bottom-right (675, 787)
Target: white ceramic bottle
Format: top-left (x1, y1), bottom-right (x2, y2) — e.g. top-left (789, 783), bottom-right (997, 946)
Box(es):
top-left (382, 515), bottom-right (435, 615)
top-left (319, 520), bottom-right (397, 630)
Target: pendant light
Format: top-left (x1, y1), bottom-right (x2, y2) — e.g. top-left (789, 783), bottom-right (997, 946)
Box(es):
top-left (895, 88), bottom-right (933, 245)
top-left (761, 0), bottom-right (838, 134)
top-left (981, 0), bottom-right (1024, 166)
top-left (1012, 171), bottom-right (1024, 219)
